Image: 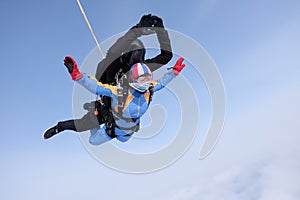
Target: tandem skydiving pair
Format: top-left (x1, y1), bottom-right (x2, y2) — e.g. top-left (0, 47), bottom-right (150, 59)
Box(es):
top-left (43, 14), bottom-right (186, 145)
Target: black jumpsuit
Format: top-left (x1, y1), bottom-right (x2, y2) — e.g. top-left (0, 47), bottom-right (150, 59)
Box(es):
top-left (58, 26), bottom-right (173, 133)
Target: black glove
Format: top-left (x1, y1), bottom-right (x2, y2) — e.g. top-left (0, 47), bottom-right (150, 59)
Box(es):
top-left (137, 14), bottom-right (154, 28)
top-left (152, 16), bottom-right (164, 28)
top-left (64, 56), bottom-right (83, 80)
top-left (136, 14), bottom-right (156, 35)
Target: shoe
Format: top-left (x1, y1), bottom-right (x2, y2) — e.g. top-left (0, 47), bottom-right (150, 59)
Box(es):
top-left (43, 125), bottom-right (60, 139)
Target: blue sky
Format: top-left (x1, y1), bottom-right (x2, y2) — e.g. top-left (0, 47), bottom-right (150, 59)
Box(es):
top-left (1, 0), bottom-right (300, 199)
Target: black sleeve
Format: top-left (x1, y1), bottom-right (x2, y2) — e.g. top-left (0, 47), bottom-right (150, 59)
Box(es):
top-left (96, 58), bottom-right (121, 84)
top-left (95, 26), bottom-right (143, 81)
top-left (106, 25), bottom-right (144, 56)
top-left (145, 29), bottom-right (173, 72)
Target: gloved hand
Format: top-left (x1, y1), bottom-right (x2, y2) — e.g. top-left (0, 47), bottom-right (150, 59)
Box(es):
top-left (152, 16), bottom-right (164, 28)
top-left (64, 56), bottom-right (83, 80)
top-left (172, 58), bottom-right (186, 76)
top-left (136, 14), bottom-right (156, 35)
top-left (137, 14), bottom-right (154, 28)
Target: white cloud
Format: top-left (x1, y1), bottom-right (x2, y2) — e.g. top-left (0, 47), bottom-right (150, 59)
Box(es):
top-left (259, 157), bottom-right (300, 200)
top-left (151, 13), bottom-right (300, 200)
top-left (154, 154), bottom-right (300, 200)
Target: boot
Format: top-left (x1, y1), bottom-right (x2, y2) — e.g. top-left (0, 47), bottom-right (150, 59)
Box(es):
top-left (43, 125), bottom-right (61, 139)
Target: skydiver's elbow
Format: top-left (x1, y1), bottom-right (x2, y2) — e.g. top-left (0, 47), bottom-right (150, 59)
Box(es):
top-left (167, 51), bottom-right (173, 61)
top-left (161, 50), bottom-right (173, 64)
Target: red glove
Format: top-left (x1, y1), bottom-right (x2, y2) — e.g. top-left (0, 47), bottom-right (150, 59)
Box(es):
top-left (172, 57), bottom-right (186, 76)
top-left (64, 56), bottom-right (83, 80)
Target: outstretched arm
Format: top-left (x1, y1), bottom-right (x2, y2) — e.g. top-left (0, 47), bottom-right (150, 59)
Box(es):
top-left (64, 56), bottom-right (116, 97)
top-left (152, 58), bottom-right (186, 92)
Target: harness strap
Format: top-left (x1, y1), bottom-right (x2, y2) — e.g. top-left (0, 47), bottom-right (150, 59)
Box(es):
top-left (148, 84), bottom-right (154, 107)
top-left (116, 123), bottom-right (140, 132)
top-left (106, 122), bottom-right (140, 138)
top-left (117, 74), bottom-right (128, 116)
top-left (112, 109), bottom-right (138, 123)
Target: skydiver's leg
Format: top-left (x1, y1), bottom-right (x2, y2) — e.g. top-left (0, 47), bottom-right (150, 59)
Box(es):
top-left (70, 111), bottom-right (103, 132)
top-left (43, 112), bottom-right (104, 139)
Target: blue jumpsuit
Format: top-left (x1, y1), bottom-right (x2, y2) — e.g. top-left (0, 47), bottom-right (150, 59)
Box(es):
top-left (76, 71), bottom-right (176, 145)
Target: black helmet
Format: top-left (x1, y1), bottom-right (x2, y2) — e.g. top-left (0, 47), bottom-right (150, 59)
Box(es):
top-left (123, 39), bottom-right (146, 66)
top-left (128, 39), bottom-right (145, 52)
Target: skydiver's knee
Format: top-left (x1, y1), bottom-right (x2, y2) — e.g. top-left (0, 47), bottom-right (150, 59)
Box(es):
top-left (88, 136), bottom-right (108, 146)
top-left (88, 129), bottom-right (111, 145)
top-left (88, 137), bottom-right (99, 145)
top-left (116, 135), bottom-right (131, 143)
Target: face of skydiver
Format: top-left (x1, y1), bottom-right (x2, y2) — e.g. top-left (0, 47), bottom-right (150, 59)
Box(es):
top-left (129, 62), bottom-right (153, 92)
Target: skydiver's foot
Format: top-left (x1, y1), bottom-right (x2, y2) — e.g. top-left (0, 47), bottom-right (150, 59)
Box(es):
top-left (43, 125), bottom-right (61, 139)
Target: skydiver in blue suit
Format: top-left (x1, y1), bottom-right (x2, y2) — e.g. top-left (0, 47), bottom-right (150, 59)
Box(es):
top-left (44, 56), bottom-right (185, 145)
